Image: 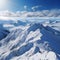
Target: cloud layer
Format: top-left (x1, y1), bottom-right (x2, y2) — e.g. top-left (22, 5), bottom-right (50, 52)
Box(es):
top-left (0, 9), bottom-right (60, 20)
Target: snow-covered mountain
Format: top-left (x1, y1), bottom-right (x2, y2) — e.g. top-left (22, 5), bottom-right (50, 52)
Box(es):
top-left (0, 20), bottom-right (60, 60)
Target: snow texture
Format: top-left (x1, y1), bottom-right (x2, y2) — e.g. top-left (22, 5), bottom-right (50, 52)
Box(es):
top-left (0, 19), bottom-right (60, 60)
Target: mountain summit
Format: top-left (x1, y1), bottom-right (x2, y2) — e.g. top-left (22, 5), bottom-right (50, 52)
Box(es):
top-left (0, 21), bottom-right (60, 60)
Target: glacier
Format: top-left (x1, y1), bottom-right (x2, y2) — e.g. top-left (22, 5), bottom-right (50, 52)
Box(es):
top-left (0, 19), bottom-right (60, 60)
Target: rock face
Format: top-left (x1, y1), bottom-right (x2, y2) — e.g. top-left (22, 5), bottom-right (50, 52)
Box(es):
top-left (0, 21), bottom-right (60, 60)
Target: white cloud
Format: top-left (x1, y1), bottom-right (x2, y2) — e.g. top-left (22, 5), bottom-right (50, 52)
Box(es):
top-left (24, 5), bottom-right (27, 10)
top-left (32, 5), bottom-right (42, 11)
top-left (0, 9), bottom-right (60, 20)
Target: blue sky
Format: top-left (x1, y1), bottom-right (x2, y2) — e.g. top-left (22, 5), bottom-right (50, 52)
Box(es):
top-left (1, 0), bottom-right (60, 12)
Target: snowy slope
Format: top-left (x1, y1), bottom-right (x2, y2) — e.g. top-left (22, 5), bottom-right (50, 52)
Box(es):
top-left (0, 20), bottom-right (60, 60)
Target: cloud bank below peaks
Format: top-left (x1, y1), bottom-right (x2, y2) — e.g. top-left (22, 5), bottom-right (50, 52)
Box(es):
top-left (0, 9), bottom-right (60, 20)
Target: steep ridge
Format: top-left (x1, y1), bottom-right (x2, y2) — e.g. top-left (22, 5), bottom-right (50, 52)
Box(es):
top-left (0, 23), bottom-right (60, 60)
